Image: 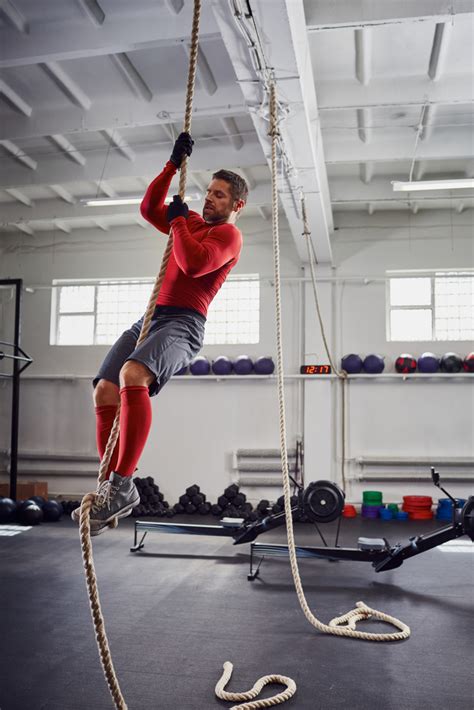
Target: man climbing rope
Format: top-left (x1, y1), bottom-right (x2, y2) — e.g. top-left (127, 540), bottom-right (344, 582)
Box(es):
top-left (73, 132), bottom-right (248, 535)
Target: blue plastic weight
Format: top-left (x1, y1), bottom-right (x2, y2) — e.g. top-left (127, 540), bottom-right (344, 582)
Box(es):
top-left (396, 511), bottom-right (409, 520)
top-left (380, 508), bottom-right (393, 520)
top-left (341, 353), bottom-right (363, 374)
top-left (254, 356), bottom-right (275, 375)
top-left (363, 354), bottom-right (385, 374)
top-left (417, 352), bottom-right (440, 374)
top-left (212, 356), bottom-right (233, 375)
top-left (189, 356), bottom-right (211, 376)
top-left (233, 355), bottom-right (253, 375)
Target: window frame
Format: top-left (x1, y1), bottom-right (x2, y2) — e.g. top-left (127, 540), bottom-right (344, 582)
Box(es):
top-left (386, 269), bottom-right (474, 342)
top-left (50, 275), bottom-right (260, 346)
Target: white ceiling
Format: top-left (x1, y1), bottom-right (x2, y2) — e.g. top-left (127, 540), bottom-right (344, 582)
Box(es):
top-left (0, 0), bottom-right (473, 263)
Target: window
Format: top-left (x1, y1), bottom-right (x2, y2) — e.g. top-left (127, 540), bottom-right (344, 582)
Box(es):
top-left (51, 275), bottom-right (260, 345)
top-left (387, 271), bottom-right (474, 341)
top-left (204, 276), bottom-right (259, 345)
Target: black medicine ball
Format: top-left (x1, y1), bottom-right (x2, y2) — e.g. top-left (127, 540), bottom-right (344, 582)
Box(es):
top-left (440, 352), bottom-right (463, 373)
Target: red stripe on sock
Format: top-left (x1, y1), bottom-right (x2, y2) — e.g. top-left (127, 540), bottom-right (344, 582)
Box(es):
top-left (115, 386), bottom-right (152, 477)
top-left (95, 404), bottom-right (119, 479)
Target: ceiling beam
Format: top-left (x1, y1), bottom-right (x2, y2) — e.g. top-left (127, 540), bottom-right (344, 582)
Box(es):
top-left (359, 162), bottom-right (374, 184)
top-left (164, 0), bottom-right (184, 13)
top-left (0, 79), bottom-right (32, 116)
top-left (220, 117), bottom-right (243, 151)
top-left (0, 12), bottom-right (220, 68)
top-left (317, 75), bottom-right (474, 112)
top-left (356, 108), bottom-right (372, 142)
top-left (41, 62), bottom-right (92, 110)
top-left (324, 128), bottom-right (474, 163)
top-left (428, 22), bottom-right (452, 81)
top-left (96, 180), bottom-right (118, 198)
top-left (212, 0), bottom-right (333, 264)
top-left (0, 137), bottom-right (265, 190)
top-left (0, 181), bottom-right (272, 223)
top-left (54, 219), bottom-right (72, 234)
top-left (77, 0), bottom-right (105, 27)
top-left (102, 129), bottom-right (135, 162)
top-left (0, 89), bottom-right (246, 141)
top-left (49, 184), bottom-right (76, 204)
top-left (49, 134), bottom-right (87, 166)
top-left (304, 0), bottom-right (474, 30)
top-left (183, 45), bottom-right (218, 96)
top-left (0, 139), bottom-right (37, 170)
top-left (5, 188), bottom-right (33, 206)
top-left (15, 222), bottom-right (34, 235)
top-left (111, 53), bottom-right (153, 102)
top-left (354, 28), bottom-right (371, 85)
top-left (0, 0), bottom-right (28, 34)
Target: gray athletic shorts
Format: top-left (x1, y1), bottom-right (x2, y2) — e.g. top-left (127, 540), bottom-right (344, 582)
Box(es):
top-left (94, 305), bottom-right (206, 396)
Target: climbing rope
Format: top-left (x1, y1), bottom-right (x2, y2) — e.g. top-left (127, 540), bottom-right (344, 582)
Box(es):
top-left (301, 196), bottom-right (347, 489)
top-left (78, 3), bottom-right (202, 708)
top-left (268, 79), bottom-right (410, 642)
top-left (215, 663), bottom-right (296, 710)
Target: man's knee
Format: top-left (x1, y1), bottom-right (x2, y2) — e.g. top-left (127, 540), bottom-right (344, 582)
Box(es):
top-left (120, 360), bottom-right (155, 388)
top-left (94, 379), bottom-right (120, 406)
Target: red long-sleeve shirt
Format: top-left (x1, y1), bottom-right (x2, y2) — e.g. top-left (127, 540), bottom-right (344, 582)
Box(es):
top-left (140, 161), bottom-right (242, 317)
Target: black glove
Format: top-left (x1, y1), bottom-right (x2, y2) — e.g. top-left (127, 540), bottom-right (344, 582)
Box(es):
top-left (167, 195), bottom-right (189, 222)
top-left (170, 132), bottom-right (194, 168)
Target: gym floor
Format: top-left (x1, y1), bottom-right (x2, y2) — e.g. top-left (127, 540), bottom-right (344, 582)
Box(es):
top-left (1, 516), bottom-right (472, 710)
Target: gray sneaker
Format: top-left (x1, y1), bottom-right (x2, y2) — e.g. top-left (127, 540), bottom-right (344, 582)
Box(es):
top-left (71, 472), bottom-right (140, 532)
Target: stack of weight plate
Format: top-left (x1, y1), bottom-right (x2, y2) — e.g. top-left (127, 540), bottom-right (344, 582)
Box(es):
top-left (361, 491), bottom-right (384, 519)
top-left (436, 497), bottom-right (467, 521)
top-left (402, 495), bottom-right (433, 520)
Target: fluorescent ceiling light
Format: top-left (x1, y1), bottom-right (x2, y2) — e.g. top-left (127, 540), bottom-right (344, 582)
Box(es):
top-left (392, 179), bottom-right (474, 192)
top-left (84, 193), bottom-right (200, 207)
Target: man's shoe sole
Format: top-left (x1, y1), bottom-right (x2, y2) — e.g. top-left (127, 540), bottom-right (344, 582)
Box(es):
top-left (71, 499), bottom-right (139, 530)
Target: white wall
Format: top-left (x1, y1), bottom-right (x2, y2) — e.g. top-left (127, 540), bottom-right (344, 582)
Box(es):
top-left (303, 210), bottom-right (474, 503)
top-left (0, 219), bottom-right (304, 502)
top-left (1, 208), bottom-right (473, 508)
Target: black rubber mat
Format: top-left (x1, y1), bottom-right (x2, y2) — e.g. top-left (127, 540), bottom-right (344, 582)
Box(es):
top-left (0, 516), bottom-right (472, 709)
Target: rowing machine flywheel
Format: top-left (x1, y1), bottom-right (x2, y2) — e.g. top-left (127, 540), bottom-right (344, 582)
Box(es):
top-left (461, 497), bottom-right (474, 541)
top-left (303, 480), bottom-right (345, 523)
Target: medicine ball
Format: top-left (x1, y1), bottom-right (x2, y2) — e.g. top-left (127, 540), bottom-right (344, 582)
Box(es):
top-left (341, 353), bottom-right (363, 374)
top-left (418, 352), bottom-right (439, 373)
top-left (189, 356), bottom-right (211, 375)
top-left (395, 354), bottom-right (417, 374)
top-left (17, 502), bottom-right (43, 526)
top-left (0, 497), bottom-right (17, 524)
top-left (233, 355), bottom-right (253, 375)
top-left (363, 354), bottom-right (385, 374)
top-left (254, 356), bottom-right (275, 375)
top-left (212, 356), bottom-right (233, 375)
top-left (440, 352), bottom-right (463, 373)
top-left (29, 495), bottom-right (46, 507)
top-left (42, 500), bottom-right (63, 522)
top-left (174, 365), bottom-right (188, 376)
top-left (463, 352), bottom-right (474, 373)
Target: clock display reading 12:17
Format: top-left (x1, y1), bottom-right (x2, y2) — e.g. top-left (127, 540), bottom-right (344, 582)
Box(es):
top-left (300, 365), bottom-right (332, 375)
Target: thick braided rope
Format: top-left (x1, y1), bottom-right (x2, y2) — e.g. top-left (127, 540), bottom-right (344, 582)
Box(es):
top-left (301, 199), bottom-right (347, 488)
top-left (268, 81), bottom-right (410, 642)
top-left (215, 663), bottom-right (296, 709)
top-left (78, 3), bottom-right (202, 709)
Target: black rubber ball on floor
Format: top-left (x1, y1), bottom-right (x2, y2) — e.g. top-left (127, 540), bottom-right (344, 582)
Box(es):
top-left (0, 498), bottom-right (17, 523)
top-left (29, 495), bottom-right (46, 507)
top-left (18, 503), bottom-right (43, 526)
top-left (42, 500), bottom-right (63, 522)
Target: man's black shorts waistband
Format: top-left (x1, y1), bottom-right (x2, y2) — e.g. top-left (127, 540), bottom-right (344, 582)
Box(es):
top-left (153, 304), bottom-right (206, 325)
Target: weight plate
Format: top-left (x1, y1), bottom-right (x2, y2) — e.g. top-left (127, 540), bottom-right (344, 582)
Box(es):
top-left (461, 497), bottom-right (474, 541)
top-left (303, 480), bottom-right (345, 523)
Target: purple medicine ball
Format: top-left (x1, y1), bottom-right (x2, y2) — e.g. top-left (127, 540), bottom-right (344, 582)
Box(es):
top-left (233, 355), bottom-right (254, 375)
top-left (212, 356), bottom-right (233, 375)
top-left (363, 354), bottom-right (385, 374)
top-left (254, 356), bottom-right (275, 375)
top-left (417, 352), bottom-right (439, 374)
top-left (189, 356), bottom-right (211, 375)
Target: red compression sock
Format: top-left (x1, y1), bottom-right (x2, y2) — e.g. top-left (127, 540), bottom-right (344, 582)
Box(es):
top-left (95, 404), bottom-right (120, 479)
top-left (115, 385), bottom-right (152, 477)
